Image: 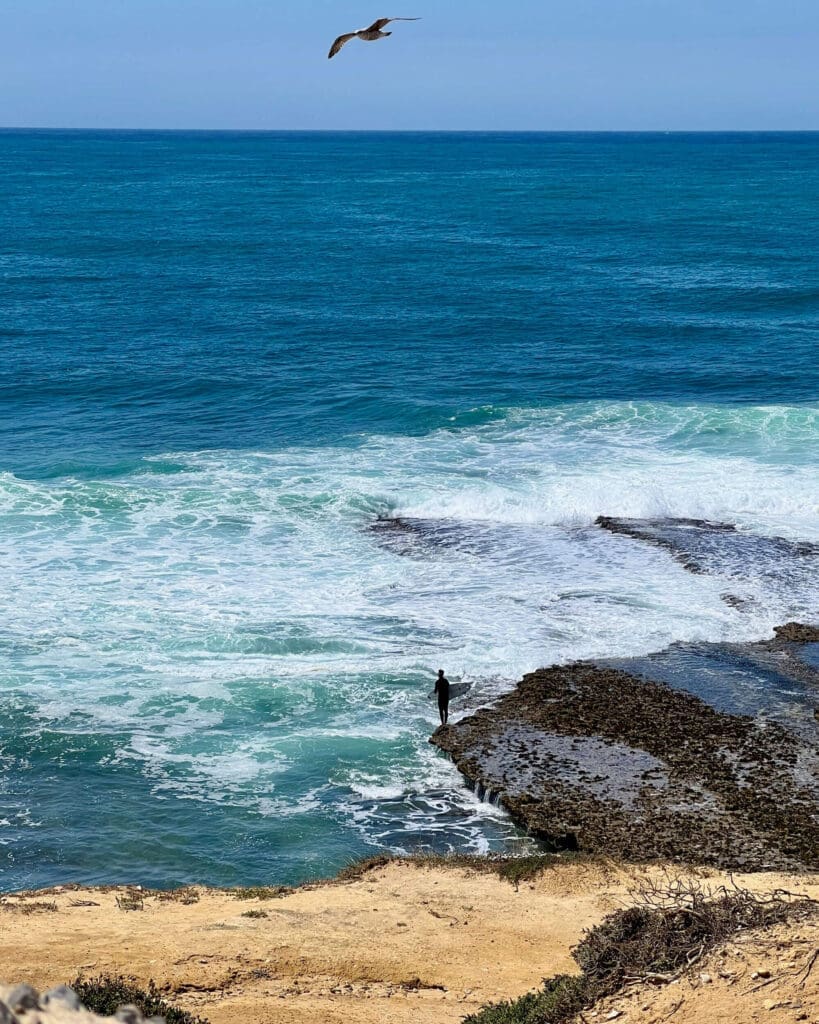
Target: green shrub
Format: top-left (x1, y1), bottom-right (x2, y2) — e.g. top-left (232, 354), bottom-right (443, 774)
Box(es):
top-left (464, 976), bottom-right (586, 1024)
top-left (70, 976), bottom-right (208, 1024)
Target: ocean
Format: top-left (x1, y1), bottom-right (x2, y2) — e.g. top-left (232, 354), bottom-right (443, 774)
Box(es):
top-left (1, 131), bottom-right (817, 890)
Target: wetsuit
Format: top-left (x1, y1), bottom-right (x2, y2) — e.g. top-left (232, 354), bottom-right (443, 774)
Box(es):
top-left (435, 675), bottom-right (450, 725)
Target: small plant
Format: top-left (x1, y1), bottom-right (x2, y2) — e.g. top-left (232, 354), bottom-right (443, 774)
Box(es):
top-left (241, 909), bottom-right (269, 919)
top-left (230, 886), bottom-right (292, 901)
top-left (334, 851), bottom-right (591, 886)
top-left (12, 901), bottom-right (59, 915)
top-left (495, 855), bottom-right (572, 888)
top-left (156, 888), bottom-right (200, 906)
top-left (334, 853), bottom-right (396, 881)
top-left (577, 876), bottom-right (818, 986)
top-left (465, 976), bottom-right (586, 1024)
top-left (116, 890), bottom-right (144, 912)
top-left (71, 976), bottom-right (208, 1024)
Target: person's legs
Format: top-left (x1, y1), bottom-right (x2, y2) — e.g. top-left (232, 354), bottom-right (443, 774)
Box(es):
top-left (438, 700), bottom-right (447, 725)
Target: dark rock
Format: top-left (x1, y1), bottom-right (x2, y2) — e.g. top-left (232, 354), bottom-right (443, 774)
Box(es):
top-left (5, 988), bottom-right (39, 1014)
top-left (773, 623), bottom-right (819, 644)
top-left (114, 1007), bottom-right (145, 1024)
top-left (432, 631), bottom-right (819, 872)
top-left (721, 593), bottom-right (756, 610)
top-left (595, 516), bottom-right (819, 583)
top-left (368, 514), bottom-right (501, 560)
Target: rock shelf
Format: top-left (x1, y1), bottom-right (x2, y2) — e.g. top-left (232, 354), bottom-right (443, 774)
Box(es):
top-left (432, 627), bottom-right (819, 871)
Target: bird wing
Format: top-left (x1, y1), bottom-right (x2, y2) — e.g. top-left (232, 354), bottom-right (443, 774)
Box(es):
top-left (328, 32), bottom-right (357, 59)
top-left (364, 17), bottom-right (421, 32)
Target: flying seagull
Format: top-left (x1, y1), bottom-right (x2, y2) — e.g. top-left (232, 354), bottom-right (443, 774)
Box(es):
top-left (328, 17), bottom-right (421, 60)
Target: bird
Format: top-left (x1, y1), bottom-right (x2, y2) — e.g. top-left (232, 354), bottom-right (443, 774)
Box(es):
top-left (328, 17), bottom-right (421, 60)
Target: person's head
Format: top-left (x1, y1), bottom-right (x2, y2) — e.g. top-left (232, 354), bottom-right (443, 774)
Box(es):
top-left (438, 669), bottom-right (444, 677)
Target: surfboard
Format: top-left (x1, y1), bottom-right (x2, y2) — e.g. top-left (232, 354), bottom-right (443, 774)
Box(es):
top-left (428, 682), bottom-right (471, 701)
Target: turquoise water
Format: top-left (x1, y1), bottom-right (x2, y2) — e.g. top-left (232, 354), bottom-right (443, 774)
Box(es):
top-left (1, 132), bottom-right (818, 890)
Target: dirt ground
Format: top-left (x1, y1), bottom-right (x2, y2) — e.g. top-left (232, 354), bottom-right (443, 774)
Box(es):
top-left (1, 860), bottom-right (817, 1024)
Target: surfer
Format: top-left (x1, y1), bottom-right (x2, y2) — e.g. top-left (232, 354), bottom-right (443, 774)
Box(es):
top-left (435, 669), bottom-right (450, 726)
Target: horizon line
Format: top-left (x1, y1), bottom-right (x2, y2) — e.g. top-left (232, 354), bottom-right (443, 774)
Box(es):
top-left (3, 126), bottom-right (819, 135)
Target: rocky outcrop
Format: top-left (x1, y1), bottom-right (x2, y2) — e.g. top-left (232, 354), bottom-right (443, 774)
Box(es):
top-left (432, 628), bottom-right (819, 872)
top-left (595, 516), bottom-right (819, 574)
top-left (770, 622), bottom-right (819, 645)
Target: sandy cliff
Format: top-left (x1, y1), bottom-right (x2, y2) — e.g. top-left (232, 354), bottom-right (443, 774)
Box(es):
top-left (2, 860), bottom-right (818, 1024)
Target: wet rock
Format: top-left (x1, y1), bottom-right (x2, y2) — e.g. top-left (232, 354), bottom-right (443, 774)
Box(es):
top-left (432, 628), bottom-right (819, 871)
top-left (603, 640), bottom-right (819, 736)
top-left (595, 518), bottom-right (818, 617)
top-left (774, 623), bottom-right (819, 644)
top-left (368, 515), bottom-right (480, 558)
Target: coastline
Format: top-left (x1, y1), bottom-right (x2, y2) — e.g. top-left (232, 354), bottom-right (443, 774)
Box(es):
top-left (3, 125), bottom-right (819, 1024)
top-left (3, 622), bottom-right (818, 1022)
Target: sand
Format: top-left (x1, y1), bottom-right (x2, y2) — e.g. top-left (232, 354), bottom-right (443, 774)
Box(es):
top-left (1, 860), bottom-right (818, 1024)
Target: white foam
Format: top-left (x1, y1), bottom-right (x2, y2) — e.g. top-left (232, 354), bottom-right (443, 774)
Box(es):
top-left (0, 401), bottom-right (816, 848)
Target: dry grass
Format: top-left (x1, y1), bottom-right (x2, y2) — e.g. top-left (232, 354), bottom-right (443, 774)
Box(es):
top-left (155, 887), bottom-right (200, 905)
top-left (115, 890), bottom-right (145, 913)
top-left (3, 900), bottom-right (59, 916)
top-left (229, 886), bottom-right (294, 902)
top-left (334, 851), bottom-right (594, 887)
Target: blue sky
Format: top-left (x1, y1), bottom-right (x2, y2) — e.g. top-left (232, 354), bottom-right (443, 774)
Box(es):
top-left (3, 0), bottom-right (819, 129)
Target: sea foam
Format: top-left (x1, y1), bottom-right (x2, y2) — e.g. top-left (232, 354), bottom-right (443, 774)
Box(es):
top-left (0, 401), bottom-right (816, 889)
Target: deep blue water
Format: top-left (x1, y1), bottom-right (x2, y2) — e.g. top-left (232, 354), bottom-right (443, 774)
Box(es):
top-left (0, 132), bottom-right (817, 891)
top-left (3, 131), bottom-right (819, 476)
